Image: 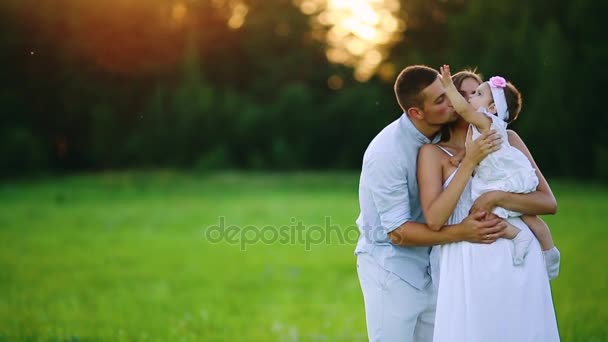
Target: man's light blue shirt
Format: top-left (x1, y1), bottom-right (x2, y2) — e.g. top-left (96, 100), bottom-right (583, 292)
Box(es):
top-left (355, 113), bottom-right (440, 290)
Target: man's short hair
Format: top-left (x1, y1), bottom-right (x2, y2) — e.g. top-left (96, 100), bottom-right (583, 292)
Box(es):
top-left (394, 65), bottom-right (439, 112)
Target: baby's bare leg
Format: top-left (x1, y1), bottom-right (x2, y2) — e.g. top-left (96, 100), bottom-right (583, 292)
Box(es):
top-left (486, 212), bottom-right (532, 265)
top-left (486, 213), bottom-right (520, 239)
top-left (521, 215), bottom-right (555, 251)
top-left (521, 215), bottom-right (560, 280)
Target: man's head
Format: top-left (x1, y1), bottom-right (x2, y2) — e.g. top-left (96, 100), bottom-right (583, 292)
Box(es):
top-left (394, 65), bottom-right (456, 127)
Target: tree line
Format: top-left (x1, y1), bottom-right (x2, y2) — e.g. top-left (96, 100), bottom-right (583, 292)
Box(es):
top-left (0, 0), bottom-right (605, 180)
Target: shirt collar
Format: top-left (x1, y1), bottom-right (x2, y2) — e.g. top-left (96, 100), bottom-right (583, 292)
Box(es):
top-left (398, 113), bottom-right (441, 144)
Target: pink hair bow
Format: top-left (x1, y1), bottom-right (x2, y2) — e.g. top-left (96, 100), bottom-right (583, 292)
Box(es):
top-left (489, 76), bottom-right (507, 88)
top-left (488, 76), bottom-right (509, 121)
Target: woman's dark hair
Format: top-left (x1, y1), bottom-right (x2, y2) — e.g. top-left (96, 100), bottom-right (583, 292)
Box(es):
top-left (452, 69), bottom-right (483, 94)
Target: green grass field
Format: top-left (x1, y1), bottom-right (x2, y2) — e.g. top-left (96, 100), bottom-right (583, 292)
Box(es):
top-left (1, 172), bottom-right (607, 341)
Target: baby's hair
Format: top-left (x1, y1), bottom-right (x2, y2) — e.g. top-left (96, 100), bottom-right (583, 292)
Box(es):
top-left (500, 81), bottom-right (522, 124)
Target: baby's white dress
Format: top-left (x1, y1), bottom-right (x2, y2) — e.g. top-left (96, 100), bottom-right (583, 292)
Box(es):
top-left (471, 109), bottom-right (539, 218)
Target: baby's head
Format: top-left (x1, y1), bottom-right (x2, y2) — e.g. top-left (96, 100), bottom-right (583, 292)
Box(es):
top-left (469, 76), bottom-right (522, 123)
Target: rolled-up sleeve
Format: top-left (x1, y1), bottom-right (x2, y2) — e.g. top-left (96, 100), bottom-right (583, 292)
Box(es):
top-left (367, 157), bottom-right (411, 234)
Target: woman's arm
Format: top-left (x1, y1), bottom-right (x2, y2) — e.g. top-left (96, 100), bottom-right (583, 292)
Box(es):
top-left (418, 129), bottom-right (501, 231)
top-left (391, 129), bottom-right (507, 245)
top-left (469, 130), bottom-right (558, 215)
top-left (418, 145), bottom-right (476, 230)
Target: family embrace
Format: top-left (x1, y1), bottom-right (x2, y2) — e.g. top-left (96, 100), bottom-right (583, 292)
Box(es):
top-left (355, 65), bottom-right (561, 341)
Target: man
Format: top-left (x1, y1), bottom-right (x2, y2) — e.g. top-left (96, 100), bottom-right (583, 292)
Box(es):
top-left (355, 65), bottom-right (506, 341)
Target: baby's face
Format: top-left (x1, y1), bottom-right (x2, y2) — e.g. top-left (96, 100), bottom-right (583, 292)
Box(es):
top-left (468, 82), bottom-right (494, 111)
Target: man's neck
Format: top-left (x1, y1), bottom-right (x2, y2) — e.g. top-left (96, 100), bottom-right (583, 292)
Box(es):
top-left (408, 115), bottom-right (441, 140)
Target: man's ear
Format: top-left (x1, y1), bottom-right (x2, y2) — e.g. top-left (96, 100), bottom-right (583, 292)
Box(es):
top-left (488, 103), bottom-right (497, 114)
top-left (407, 107), bottom-right (424, 120)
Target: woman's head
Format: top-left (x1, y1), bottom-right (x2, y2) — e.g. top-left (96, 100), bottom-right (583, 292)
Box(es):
top-left (469, 77), bottom-right (522, 124)
top-left (451, 69), bottom-right (482, 100)
top-left (440, 69), bottom-right (483, 142)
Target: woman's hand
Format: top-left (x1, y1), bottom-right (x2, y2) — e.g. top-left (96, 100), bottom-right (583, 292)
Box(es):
top-left (462, 127), bottom-right (502, 167)
top-left (469, 190), bottom-right (503, 216)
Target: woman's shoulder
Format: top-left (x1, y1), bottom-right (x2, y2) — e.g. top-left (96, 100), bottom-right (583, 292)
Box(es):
top-left (419, 143), bottom-right (446, 156)
top-left (418, 144), bottom-right (453, 166)
top-left (418, 144), bottom-right (460, 185)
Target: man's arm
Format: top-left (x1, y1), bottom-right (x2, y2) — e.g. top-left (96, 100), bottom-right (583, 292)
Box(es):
top-left (388, 211), bottom-right (507, 246)
top-left (469, 130), bottom-right (558, 215)
top-left (366, 154), bottom-right (506, 247)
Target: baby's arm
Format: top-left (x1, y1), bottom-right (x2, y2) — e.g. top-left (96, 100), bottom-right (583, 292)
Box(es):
top-left (521, 215), bottom-right (555, 251)
top-left (440, 64), bottom-right (491, 133)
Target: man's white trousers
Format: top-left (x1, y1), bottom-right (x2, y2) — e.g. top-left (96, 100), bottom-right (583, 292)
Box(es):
top-left (357, 253), bottom-right (437, 342)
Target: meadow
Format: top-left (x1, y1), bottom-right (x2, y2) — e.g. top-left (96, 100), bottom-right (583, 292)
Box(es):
top-left (0, 172), bottom-right (606, 341)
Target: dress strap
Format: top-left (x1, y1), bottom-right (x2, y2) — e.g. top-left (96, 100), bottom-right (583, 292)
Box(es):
top-left (436, 145), bottom-right (454, 157)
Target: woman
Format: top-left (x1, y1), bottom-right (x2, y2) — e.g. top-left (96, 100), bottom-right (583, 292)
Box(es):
top-left (418, 70), bottom-right (560, 341)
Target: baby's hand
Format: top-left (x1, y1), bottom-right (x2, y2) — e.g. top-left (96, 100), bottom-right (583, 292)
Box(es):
top-left (439, 64), bottom-right (454, 87)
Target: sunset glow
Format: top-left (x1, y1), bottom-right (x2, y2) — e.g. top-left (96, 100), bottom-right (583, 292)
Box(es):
top-left (13, 0), bottom-right (252, 74)
top-left (299, 0), bottom-right (405, 81)
top-left (211, 0), bottom-right (250, 29)
top-left (13, 0), bottom-right (401, 79)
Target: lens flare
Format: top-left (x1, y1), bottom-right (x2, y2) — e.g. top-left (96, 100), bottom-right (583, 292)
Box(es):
top-left (299, 0), bottom-right (405, 81)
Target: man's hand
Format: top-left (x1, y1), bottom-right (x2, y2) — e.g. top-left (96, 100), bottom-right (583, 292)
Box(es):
top-left (469, 190), bottom-right (504, 216)
top-left (462, 127), bottom-right (502, 166)
top-left (455, 211), bottom-right (507, 243)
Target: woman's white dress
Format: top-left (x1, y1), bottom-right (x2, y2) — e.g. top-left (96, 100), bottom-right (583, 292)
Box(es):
top-left (430, 166), bottom-right (560, 342)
